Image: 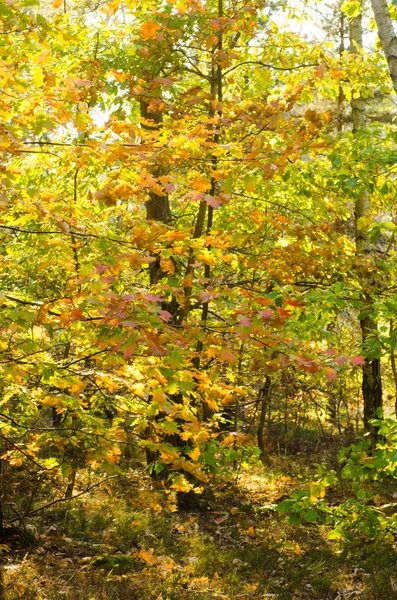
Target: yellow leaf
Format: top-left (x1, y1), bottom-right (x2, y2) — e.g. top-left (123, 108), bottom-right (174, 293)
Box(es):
top-left (170, 475), bottom-right (194, 493)
top-left (293, 543), bottom-right (302, 555)
top-left (189, 447), bottom-right (200, 461)
top-left (32, 66), bottom-right (44, 87)
top-left (69, 381), bottom-right (86, 394)
top-left (106, 446), bottom-right (122, 463)
top-left (196, 250), bottom-right (215, 266)
top-left (113, 428), bottom-right (127, 442)
top-left (191, 174), bottom-right (211, 192)
top-left (41, 396), bottom-right (64, 407)
top-left (140, 21), bottom-right (161, 40)
top-left (137, 548), bottom-right (157, 565)
top-left (222, 435), bottom-right (236, 446)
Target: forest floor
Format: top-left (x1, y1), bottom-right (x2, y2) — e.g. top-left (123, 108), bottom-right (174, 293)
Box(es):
top-left (1, 436), bottom-right (397, 600)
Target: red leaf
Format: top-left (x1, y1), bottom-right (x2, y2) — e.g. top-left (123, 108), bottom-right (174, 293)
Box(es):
top-left (71, 308), bottom-right (85, 321)
top-left (95, 264), bottom-right (109, 274)
top-left (204, 195), bottom-right (222, 208)
top-left (123, 346), bottom-right (135, 359)
top-left (143, 294), bottom-right (165, 302)
top-left (239, 317), bottom-right (251, 327)
top-left (159, 310), bottom-right (172, 322)
top-left (335, 355), bottom-right (347, 366)
top-left (285, 299), bottom-right (305, 307)
top-left (259, 309), bottom-right (273, 320)
top-left (351, 355), bottom-right (365, 366)
top-left (74, 79), bottom-right (93, 87)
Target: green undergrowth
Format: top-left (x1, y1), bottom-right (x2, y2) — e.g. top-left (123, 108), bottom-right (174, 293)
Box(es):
top-left (1, 445), bottom-right (397, 599)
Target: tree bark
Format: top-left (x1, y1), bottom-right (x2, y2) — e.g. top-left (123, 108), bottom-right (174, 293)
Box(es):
top-left (140, 97), bottom-right (172, 286)
top-left (257, 376), bottom-right (272, 465)
top-left (349, 10), bottom-right (383, 440)
top-left (370, 0), bottom-right (397, 93)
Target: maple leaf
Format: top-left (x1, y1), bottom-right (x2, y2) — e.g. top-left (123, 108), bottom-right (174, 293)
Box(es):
top-left (159, 310), bottom-right (173, 322)
top-left (325, 367), bottom-right (338, 382)
top-left (204, 194), bottom-right (222, 208)
top-left (140, 21), bottom-right (161, 40)
top-left (41, 396), bottom-right (64, 407)
top-left (219, 348), bottom-right (237, 363)
top-left (137, 548), bottom-right (157, 565)
top-left (351, 355), bottom-right (365, 366)
top-left (170, 475), bottom-right (194, 493)
top-left (191, 174), bottom-right (211, 192)
top-left (335, 355), bottom-right (348, 366)
top-left (239, 316), bottom-right (251, 327)
top-left (243, 174), bottom-right (256, 193)
top-left (189, 447), bottom-right (201, 461)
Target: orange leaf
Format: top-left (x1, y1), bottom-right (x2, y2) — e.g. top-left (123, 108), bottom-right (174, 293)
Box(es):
top-left (191, 174), bottom-right (211, 192)
top-left (140, 21), bottom-right (161, 40)
top-left (137, 548), bottom-right (157, 565)
top-left (325, 367), bottom-right (338, 382)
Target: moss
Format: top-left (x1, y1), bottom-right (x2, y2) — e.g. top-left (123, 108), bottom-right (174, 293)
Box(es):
top-left (90, 554), bottom-right (140, 574)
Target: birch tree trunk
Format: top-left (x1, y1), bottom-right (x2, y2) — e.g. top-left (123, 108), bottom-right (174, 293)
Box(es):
top-left (371, 0), bottom-right (397, 92)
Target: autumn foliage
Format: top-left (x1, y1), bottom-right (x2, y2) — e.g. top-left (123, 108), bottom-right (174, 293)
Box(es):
top-left (2, 0), bottom-right (397, 568)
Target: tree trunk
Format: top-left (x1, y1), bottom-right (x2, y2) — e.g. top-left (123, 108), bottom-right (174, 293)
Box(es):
top-left (0, 457), bottom-right (4, 539)
top-left (257, 376), bottom-right (272, 465)
top-left (349, 10), bottom-right (383, 440)
top-left (370, 0), bottom-right (397, 93)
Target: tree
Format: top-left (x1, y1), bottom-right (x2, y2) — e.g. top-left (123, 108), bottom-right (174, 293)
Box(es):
top-left (371, 0), bottom-right (397, 92)
top-left (349, 3), bottom-right (383, 438)
top-left (2, 0), bottom-right (397, 532)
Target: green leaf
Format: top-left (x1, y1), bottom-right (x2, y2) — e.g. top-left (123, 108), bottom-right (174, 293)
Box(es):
top-left (304, 509), bottom-right (317, 523)
top-left (288, 512), bottom-right (301, 525)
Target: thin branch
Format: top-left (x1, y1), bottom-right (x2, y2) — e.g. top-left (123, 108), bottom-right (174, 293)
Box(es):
top-left (0, 224), bottom-right (138, 247)
top-left (223, 60), bottom-right (318, 76)
top-left (62, 349), bottom-right (109, 368)
top-left (231, 191), bottom-right (318, 225)
top-left (0, 433), bottom-right (54, 471)
top-left (5, 475), bottom-right (122, 524)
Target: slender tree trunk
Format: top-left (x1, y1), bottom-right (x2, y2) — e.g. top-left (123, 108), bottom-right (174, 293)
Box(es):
top-left (349, 10), bottom-right (383, 439)
top-left (257, 376), bottom-right (271, 465)
top-left (337, 7), bottom-right (345, 134)
top-left (370, 0), bottom-right (397, 93)
top-left (389, 320), bottom-right (397, 414)
top-left (190, 0), bottom-right (223, 422)
top-left (0, 457), bottom-right (4, 539)
top-left (139, 93), bottom-right (176, 469)
top-left (140, 96), bottom-right (172, 286)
